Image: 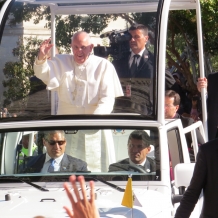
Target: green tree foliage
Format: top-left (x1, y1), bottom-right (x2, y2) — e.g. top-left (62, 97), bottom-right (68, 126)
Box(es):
top-left (200, 0), bottom-right (218, 72)
top-left (53, 12), bottom-right (156, 52)
top-left (53, 14), bottom-right (118, 53)
top-left (7, 3), bottom-right (50, 27)
top-left (201, 0), bottom-right (218, 56)
top-left (166, 0), bottom-right (218, 94)
top-left (3, 61), bottom-right (31, 107)
top-left (167, 9), bottom-right (199, 93)
top-left (3, 37), bottom-right (43, 108)
top-left (7, 3), bottom-right (156, 52)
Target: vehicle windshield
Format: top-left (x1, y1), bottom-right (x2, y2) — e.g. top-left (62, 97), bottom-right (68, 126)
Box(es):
top-left (0, 0), bottom-right (159, 120)
top-left (0, 127), bottom-right (160, 182)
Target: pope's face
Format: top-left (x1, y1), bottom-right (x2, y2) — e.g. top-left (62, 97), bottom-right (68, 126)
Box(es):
top-left (71, 33), bottom-right (94, 64)
top-left (43, 132), bottom-right (66, 158)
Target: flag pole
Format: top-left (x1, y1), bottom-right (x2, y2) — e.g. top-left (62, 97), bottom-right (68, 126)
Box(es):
top-left (131, 207), bottom-right (133, 218)
top-left (129, 174), bottom-right (133, 218)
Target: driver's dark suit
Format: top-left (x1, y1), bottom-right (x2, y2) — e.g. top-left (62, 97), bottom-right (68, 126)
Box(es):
top-left (108, 157), bottom-right (155, 173)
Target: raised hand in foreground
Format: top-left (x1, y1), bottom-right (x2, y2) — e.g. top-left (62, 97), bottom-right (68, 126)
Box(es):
top-left (63, 175), bottom-right (100, 218)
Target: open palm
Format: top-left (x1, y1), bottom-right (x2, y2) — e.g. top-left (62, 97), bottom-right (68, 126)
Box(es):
top-left (38, 38), bottom-right (54, 60)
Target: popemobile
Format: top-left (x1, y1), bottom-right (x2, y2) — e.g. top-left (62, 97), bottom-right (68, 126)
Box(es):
top-left (0, 0), bottom-right (207, 217)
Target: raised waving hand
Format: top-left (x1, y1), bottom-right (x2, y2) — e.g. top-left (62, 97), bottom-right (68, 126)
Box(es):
top-left (38, 38), bottom-right (54, 60)
top-left (63, 175), bottom-right (100, 218)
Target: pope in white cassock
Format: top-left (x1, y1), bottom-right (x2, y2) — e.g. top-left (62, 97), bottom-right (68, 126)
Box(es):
top-left (34, 31), bottom-right (123, 114)
top-left (34, 31), bottom-right (123, 172)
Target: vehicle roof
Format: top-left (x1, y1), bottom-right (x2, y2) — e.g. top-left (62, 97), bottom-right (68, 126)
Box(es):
top-left (14, 0), bottom-right (197, 11)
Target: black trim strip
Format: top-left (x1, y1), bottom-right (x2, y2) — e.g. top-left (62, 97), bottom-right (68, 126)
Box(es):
top-left (154, 0), bottom-right (165, 119)
top-left (0, 0), bottom-right (14, 44)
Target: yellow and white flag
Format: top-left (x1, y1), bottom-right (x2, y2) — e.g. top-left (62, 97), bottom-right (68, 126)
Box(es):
top-left (121, 177), bottom-right (142, 208)
top-left (121, 177), bottom-right (133, 208)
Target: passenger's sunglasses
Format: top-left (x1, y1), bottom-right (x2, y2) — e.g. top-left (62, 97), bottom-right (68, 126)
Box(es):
top-left (46, 140), bottom-right (66, 146)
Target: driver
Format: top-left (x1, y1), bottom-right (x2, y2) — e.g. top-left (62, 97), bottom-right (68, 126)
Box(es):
top-left (19, 130), bottom-right (87, 173)
top-left (108, 130), bottom-right (155, 173)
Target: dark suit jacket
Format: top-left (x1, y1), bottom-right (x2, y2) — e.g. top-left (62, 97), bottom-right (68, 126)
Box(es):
top-left (112, 50), bottom-right (183, 115)
top-left (175, 113), bottom-right (205, 148)
top-left (175, 138), bottom-right (218, 218)
top-left (207, 72), bottom-right (218, 140)
top-left (112, 49), bottom-right (153, 78)
top-left (112, 49), bottom-right (153, 115)
top-left (113, 52), bottom-right (178, 90)
top-left (108, 157), bottom-right (156, 173)
top-left (165, 69), bottom-right (179, 91)
top-left (20, 153), bottom-right (87, 173)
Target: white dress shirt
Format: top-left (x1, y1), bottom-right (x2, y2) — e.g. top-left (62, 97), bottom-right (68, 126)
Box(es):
top-left (129, 48), bottom-right (146, 67)
top-left (129, 158), bottom-right (147, 167)
top-left (40, 153), bottom-right (64, 173)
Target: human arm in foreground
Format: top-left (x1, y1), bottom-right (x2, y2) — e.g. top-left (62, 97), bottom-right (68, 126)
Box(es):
top-left (63, 175), bottom-right (100, 218)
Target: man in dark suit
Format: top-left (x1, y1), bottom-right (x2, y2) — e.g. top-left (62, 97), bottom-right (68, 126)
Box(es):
top-left (108, 130), bottom-right (155, 173)
top-left (175, 138), bottom-right (218, 217)
top-left (165, 90), bottom-right (204, 150)
top-left (113, 23), bottom-right (153, 79)
top-left (112, 24), bottom-right (180, 115)
top-left (197, 75), bottom-right (218, 140)
top-left (112, 24), bottom-right (153, 115)
top-left (20, 130), bottom-right (87, 173)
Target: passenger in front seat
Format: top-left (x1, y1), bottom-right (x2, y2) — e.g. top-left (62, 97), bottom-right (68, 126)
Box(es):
top-left (19, 130), bottom-right (87, 173)
top-left (108, 130), bottom-right (155, 173)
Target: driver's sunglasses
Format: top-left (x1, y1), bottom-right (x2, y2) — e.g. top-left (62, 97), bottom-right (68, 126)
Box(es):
top-left (46, 139), bottom-right (66, 146)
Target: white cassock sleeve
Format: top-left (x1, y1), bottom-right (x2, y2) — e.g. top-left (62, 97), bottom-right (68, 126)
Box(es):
top-left (34, 55), bottom-right (123, 114)
top-left (34, 55), bottom-right (72, 91)
top-left (92, 60), bottom-right (123, 114)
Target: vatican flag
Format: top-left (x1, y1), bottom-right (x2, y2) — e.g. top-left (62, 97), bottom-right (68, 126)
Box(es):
top-left (121, 177), bottom-right (133, 208)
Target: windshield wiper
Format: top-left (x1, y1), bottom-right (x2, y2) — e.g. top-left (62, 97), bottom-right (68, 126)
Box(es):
top-left (0, 176), bottom-right (49, 191)
top-left (91, 177), bottom-right (125, 192)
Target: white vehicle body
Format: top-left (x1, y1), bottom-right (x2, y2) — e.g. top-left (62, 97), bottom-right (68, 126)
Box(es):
top-left (0, 0), bottom-right (207, 217)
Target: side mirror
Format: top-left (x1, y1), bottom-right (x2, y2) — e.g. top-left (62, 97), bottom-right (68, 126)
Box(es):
top-left (174, 163), bottom-right (195, 188)
top-left (172, 163), bottom-right (195, 205)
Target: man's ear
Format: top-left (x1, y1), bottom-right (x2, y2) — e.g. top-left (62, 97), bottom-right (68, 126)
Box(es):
top-left (147, 146), bottom-right (151, 152)
top-left (175, 105), bottom-right (179, 112)
top-left (42, 138), bottom-right (46, 146)
top-left (90, 43), bottom-right (94, 51)
top-left (144, 35), bottom-right (149, 43)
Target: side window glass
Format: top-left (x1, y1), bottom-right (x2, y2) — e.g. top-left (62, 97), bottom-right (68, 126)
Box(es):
top-left (0, 2), bottom-right (157, 118)
top-left (167, 128), bottom-right (184, 180)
